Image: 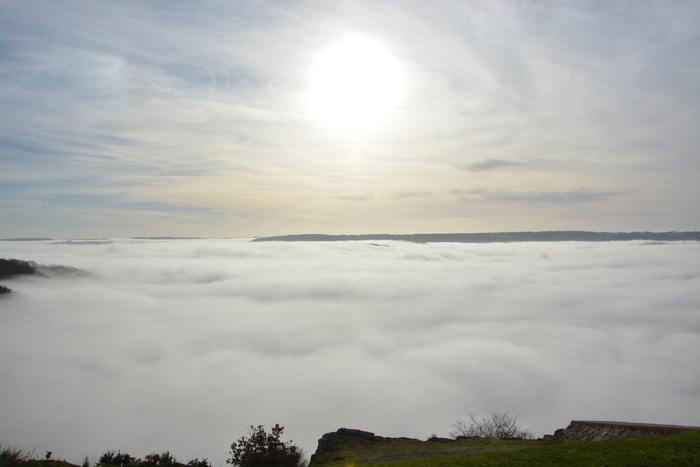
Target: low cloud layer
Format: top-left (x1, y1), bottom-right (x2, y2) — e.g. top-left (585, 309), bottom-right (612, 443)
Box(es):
top-left (1, 239), bottom-right (699, 464)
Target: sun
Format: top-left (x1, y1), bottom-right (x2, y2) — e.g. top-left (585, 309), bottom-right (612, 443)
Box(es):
top-left (308, 35), bottom-right (403, 137)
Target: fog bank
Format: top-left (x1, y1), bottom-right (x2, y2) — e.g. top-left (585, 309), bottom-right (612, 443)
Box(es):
top-left (1, 239), bottom-right (698, 465)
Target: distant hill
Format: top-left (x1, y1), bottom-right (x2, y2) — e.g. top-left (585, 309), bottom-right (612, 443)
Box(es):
top-left (253, 231), bottom-right (700, 243)
top-left (0, 258), bottom-right (91, 294)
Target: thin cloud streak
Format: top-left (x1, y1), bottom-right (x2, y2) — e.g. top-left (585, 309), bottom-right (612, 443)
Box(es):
top-left (1, 239), bottom-right (698, 465)
top-left (454, 187), bottom-right (630, 205)
top-left (459, 159), bottom-right (523, 172)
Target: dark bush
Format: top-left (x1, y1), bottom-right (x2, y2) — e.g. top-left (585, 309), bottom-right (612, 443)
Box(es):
top-left (142, 452), bottom-right (175, 467)
top-left (0, 445), bottom-right (31, 467)
top-left (227, 424), bottom-right (306, 467)
top-left (97, 451), bottom-right (139, 467)
top-left (185, 459), bottom-right (210, 467)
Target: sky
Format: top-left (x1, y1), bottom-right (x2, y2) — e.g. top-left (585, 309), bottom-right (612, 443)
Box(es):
top-left (1, 0), bottom-right (699, 239)
top-left (1, 238), bottom-right (699, 465)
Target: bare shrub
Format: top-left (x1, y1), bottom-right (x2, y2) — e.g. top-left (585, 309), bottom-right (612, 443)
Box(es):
top-left (450, 410), bottom-right (534, 439)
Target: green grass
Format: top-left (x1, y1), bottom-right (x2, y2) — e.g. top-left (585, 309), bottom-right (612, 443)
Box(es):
top-left (312, 437), bottom-right (554, 466)
top-left (5, 431), bottom-right (699, 467)
top-left (315, 431), bottom-right (700, 467)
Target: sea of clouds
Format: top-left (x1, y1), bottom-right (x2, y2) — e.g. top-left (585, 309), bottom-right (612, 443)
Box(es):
top-left (1, 238), bottom-right (699, 464)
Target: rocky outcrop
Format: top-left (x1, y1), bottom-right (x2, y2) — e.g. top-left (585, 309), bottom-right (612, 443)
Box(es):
top-left (308, 428), bottom-right (389, 465)
top-left (556, 420), bottom-right (700, 442)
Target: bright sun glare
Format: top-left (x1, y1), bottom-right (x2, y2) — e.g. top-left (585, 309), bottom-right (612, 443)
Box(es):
top-left (308, 35), bottom-right (403, 137)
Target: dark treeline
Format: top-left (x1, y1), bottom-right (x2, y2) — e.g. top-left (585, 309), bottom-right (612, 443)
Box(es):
top-left (0, 258), bottom-right (42, 279)
top-left (0, 258), bottom-right (90, 294)
top-left (0, 258), bottom-right (40, 294)
top-left (252, 231), bottom-right (700, 243)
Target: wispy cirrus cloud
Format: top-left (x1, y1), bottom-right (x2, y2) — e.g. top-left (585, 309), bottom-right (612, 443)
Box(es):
top-left (455, 187), bottom-right (630, 205)
top-left (394, 190), bottom-right (433, 199)
top-left (1, 0), bottom-right (699, 236)
top-left (458, 159), bottom-right (523, 172)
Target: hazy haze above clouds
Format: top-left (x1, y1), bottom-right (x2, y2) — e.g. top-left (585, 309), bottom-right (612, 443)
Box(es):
top-left (1, 239), bottom-right (699, 464)
top-left (1, 0), bottom-right (699, 238)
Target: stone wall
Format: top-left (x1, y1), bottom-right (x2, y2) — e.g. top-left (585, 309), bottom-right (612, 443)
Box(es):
top-left (557, 420), bottom-right (700, 442)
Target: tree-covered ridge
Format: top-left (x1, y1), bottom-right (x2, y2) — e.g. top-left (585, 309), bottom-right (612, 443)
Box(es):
top-left (0, 258), bottom-right (90, 294)
top-left (0, 259), bottom-right (40, 279)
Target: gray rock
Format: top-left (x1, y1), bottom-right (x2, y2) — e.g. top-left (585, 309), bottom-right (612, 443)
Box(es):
top-left (554, 421), bottom-right (700, 442)
top-left (309, 428), bottom-right (385, 465)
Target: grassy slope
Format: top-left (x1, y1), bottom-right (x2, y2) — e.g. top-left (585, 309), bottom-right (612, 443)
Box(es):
top-left (4, 431), bottom-right (699, 467)
top-left (312, 437), bottom-right (552, 466)
top-left (316, 430), bottom-right (700, 467)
